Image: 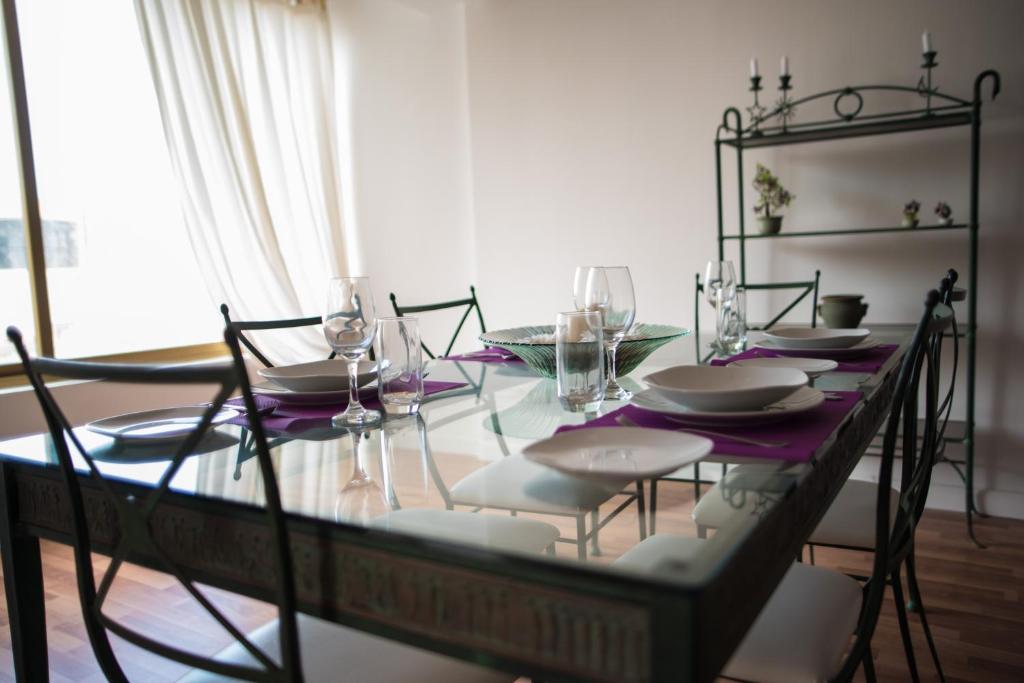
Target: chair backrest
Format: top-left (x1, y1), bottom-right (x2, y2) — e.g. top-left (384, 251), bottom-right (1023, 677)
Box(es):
top-left (388, 285), bottom-right (487, 359)
top-left (6, 326), bottom-right (303, 682)
top-left (220, 303), bottom-right (335, 368)
top-left (694, 270), bottom-right (820, 362)
top-left (834, 289), bottom-right (953, 680)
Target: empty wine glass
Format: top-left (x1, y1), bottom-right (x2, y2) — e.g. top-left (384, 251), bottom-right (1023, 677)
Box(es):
top-left (572, 265), bottom-right (599, 311)
top-left (324, 276), bottom-right (380, 427)
top-left (584, 266), bottom-right (636, 401)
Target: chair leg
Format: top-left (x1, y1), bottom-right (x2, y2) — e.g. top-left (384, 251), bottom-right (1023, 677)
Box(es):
top-left (909, 565), bottom-right (946, 683)
top-left (693, 462), bottom-right (701, 499)
top-left (862, 642), bottom-right (877, 683)
top-left (891, 567), bottom-right (921, 683)
top-left (590, 509), bottom-right (602, 556)
top-left (635, 480), bottom-right (647, 540)
top-left (905, 542), bottom-right (922, 612)
top-left (808, 544), bottom-right (816, 565)
top-left (576, 516), bottom-right (588, 561)
top-left (650, 479), bottom-right (658, 535)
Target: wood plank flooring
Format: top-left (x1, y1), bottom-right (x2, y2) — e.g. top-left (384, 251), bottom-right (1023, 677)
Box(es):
top-left (1, 483), bottom-right (1021, 682)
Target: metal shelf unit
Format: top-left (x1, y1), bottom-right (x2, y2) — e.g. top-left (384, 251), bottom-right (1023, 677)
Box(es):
top-left (714, 70), bottom-right (1001, 545)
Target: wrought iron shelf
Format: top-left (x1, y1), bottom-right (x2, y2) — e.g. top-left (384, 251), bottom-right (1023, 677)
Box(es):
top-left (722, 223), bottom-right (968, 240)
top-left (720, 110), bottom-right (973, 149)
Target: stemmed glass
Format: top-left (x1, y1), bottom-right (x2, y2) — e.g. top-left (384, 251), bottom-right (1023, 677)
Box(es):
top-left (583, 266), bottom-right (636, 401)
top-left (572, 265), bottom-right (599, 311)
top-left (323, 276), bottom-right (380, 427)
top-left (334, 430), bottom-right (390, 524)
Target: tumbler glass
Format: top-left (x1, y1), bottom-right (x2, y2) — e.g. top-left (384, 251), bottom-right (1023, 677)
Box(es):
top-left (555, 311), bottom-right (605, 412)
top-left (376, 317), bottom-right (424, 416)
top-left (716, 285), bottom-right (747, 354)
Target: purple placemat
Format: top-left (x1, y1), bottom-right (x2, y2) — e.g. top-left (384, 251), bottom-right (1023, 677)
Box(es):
top-left (556, 391), bottom-right (862, 463)
top-left (711, 344), bottom-right (899, 373)
top-left (443, 348), bottom-right (524, 363)
top-left (226, 380), bottom-right (468, 433)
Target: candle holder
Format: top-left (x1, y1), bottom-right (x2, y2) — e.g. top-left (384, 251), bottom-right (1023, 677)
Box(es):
top-left (917, 50), bottom-right (939, 114)
top-left (746, 75), bottom-right (766, 134)
top-left (775, 74), bottom-right (796, 132)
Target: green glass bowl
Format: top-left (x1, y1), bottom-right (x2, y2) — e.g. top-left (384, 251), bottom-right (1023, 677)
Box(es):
top-left (479, 323), bottom-right (689, 379)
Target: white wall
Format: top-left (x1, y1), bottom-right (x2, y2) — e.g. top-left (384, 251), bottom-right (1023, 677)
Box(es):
top-left (462, 0), bottom-right (1024, 517)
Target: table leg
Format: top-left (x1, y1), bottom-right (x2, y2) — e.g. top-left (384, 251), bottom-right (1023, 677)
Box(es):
top-left (0, 465), bottom-right (49, 681)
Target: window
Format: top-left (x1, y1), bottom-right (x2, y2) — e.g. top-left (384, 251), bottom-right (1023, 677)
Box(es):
top-left (1, 0), bottom-right (222, 367)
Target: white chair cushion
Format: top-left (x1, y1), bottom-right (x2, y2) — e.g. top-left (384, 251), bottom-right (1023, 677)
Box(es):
top-left (807, 479), bottom-right (897, 549)
top-left (449, 455), bottom-right (624, 515)
top-left (371, 509), bottom-right (559, 554)
top-left (615, 534), bottom-right (862, 683)
top-left (181, 613), bottom-right (514, 682)
top-left (693, 474), bottom-right (896, 551)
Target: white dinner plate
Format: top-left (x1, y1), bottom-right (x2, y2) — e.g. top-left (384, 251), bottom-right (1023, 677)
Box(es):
top-left (258, 359), bottom-right (378, 392)
top-left (629, 386), bottom-right (825, 426)
top-left (643, 365), bottom-right (808, 412)
top-left (86, 406), bottom-right (238, 443)
top-left (753, 337), bottom-right (880, 358)
top-left (251, 381), bottom-right (352, 405)
top-left (761, 327), bottom-right (871, 349)
top-left (728, 356), bottom-right (838, 378)
top-left (523, 427), bottom-right (713, 481)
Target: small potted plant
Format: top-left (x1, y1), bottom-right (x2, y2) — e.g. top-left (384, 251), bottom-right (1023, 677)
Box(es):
top-left (753, 163), bottom-right (794, 234)
top-left (935, 201), bottom-right (954, 226)
top-left (902, 200), bottom-right (920, 228)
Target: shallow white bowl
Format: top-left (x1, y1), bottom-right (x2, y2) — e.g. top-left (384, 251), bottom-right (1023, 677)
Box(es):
top-left (728, 356), bottom-right (838, 379)
top-left (761, 327), bottom-right (871, 350)
top-left (642, 365), bottom-right (808, 412)
top-left (258, 359), bottom-right (377, 392)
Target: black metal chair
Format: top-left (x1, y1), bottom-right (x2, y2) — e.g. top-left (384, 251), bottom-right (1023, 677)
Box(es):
top-left (7, 326), bottom-right (512, 682)
top-left (388, 286), bottom-right (486, 359)
top-left (619, 288), bottom-right (951, 682)
top-left (219, 303), bottom-right (339, 368)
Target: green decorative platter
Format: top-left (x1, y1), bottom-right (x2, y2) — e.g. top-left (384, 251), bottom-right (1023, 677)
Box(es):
top-left (479, 323), bottom-right (689, 379)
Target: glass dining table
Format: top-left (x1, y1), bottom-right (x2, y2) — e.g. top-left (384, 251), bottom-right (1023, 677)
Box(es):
top-left (0, 332), bottom-right (906, 683)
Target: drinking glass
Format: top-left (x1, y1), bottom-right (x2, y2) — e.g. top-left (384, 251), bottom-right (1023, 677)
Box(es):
top-left (704, 260), bottom-right (738, 355)
top-left (323, 276), bottom-right (380, 427)
top-left (572, 265), bottom-right (599, 311)
top-left (583, 266), bottom-right (636, 401)
top-left (555, 311), bottom-right (605, 412)
top-left (717, 285), bottom-right (747, 354)
top-left (376, 317), bottom-right (424, 416)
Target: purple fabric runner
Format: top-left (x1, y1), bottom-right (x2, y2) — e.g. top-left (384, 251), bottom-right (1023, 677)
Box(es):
top-left (443, 348), bottom-right (524, 363)
top-left (556, 390), bottom-right (862, 463)
top-left (226, 380), bottom-right (468, 433)
top-left (711, 344), bottom-right (899, 373)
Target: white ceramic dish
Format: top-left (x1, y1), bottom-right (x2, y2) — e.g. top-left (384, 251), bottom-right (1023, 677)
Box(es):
top-left (728, 356), bottom-right (838, 379)
top-left (753, 337), bottom-right (880, 359)
top-left (761, 327), bottom-right (871, 350)
top-left (86, 406), bottom-right (238, 443)
top-left (522, 427), bottom-right (712, 481)
top-left (642, 365), bottom-right (808, 412)
top-left (630, 386), bottom-right (825, 426)
top-left (250, 381), bottom-right (351, 405)
top-left (258, 359), bottom-right (377, 392)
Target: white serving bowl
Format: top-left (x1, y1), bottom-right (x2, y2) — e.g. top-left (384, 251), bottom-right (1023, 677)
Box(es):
top-left (642, 365), bottom-right (808, 412)
top-left (258, 359), bottom-right (378, 392)
top-left (761, 327), bottom-right (871, 350)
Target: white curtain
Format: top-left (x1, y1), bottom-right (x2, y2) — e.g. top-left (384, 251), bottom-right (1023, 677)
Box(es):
top-left (134, 0), bottom-right (347, 363)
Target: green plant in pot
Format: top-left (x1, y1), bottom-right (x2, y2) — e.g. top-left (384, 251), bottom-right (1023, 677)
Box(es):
top-left (753, 163), bottom-right (794, 234)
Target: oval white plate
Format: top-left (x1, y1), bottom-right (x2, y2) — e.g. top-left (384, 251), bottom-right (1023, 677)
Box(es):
top-left (523, 427), bottom-right (712, 481)
top-left (728, 357), bottom-right (838, 378)
top-left (258, 359), bottom-right (377, 392)
top-left (86, 406), bottom-right (238, 443)
top-left (629, 386), bottom-right (825, 426)
top-left (762, 327), bottom-right (871, 349)
top-left (754, 337), bottom-right (880, 358)
top-left (251, 381), bottom-right (351, 405)
top-left (643, 365), bottom-right (808, 412)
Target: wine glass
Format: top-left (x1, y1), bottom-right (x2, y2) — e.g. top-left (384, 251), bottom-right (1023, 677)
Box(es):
top-left (584, 266), bottom-right (636, 401)
top-left (572, 265), bottom-right (599, 310)
top-left (323, 276), bottom-right (380, 427)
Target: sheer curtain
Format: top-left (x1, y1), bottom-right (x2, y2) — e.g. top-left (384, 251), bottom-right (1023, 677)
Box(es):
top-left (134, 0), bottom-right (347, 362)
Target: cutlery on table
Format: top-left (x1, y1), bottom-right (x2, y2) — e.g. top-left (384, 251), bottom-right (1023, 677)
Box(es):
top-left (614, 414), bottom-right (789, 448)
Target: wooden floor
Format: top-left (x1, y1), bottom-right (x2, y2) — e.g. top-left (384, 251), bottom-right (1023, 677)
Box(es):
top-left (1, 496), bottom-right (1021, 681)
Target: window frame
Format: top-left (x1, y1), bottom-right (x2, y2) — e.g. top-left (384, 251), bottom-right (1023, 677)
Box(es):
top-left (1, 0), bottom-right (224, 386)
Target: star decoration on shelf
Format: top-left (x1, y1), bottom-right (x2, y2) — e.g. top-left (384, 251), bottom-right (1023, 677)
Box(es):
top-left (774, 96), bottom-right (797, 128)
top-left (746, 102), bottom-right (768, 127)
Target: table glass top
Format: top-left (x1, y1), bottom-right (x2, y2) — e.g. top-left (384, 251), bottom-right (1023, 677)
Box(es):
top-left (0, 332), bottom-right (901, 591)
